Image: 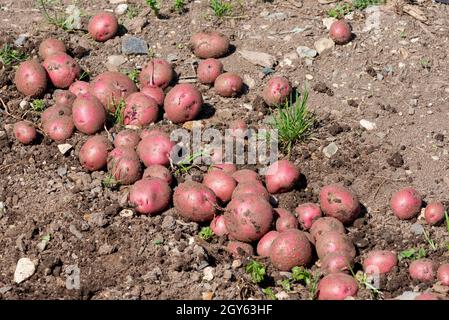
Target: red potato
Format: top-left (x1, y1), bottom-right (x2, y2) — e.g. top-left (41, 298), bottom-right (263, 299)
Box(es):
top-left (41, 104), bottom-right (72, 124)
top-left (164, 84), bottom-right (203, 123)
top-left (197, 58), bottom-right (223, 85)
top-left (210, 215), bottom-right (228, 237)
top-left (321, 252), bottom-right (353, 275)
top-left (141, 86), bottom-right (165, 106)
top-left (137, 132), bottom-right (174, 167)
top-left (265, 160), bottom-right (300, 194)
top-left (42, 53), bottom-right (80, 89)
top-left (315, 231), bottom-right (356, 260)
top-left (317, 273), bottom-right (358, 300)
top-left (173, 181), bottom-right (217, 222)
top-left (363, 250), bottom-right (397, 275)
top-left (107, 147), bottom-right (142, 185)
top-left (329, 20), bottom-right (352, 45)
top-left (203, 170), bottom-right (237, 203)
top-left (319, 184), bottom-right (360, 224)
top-left (296, 203), bottom-right (322, 230)
top-left (424, 202), bottom-right (445, 225)
top-left (256, 230), bottom-right (279, 257)
top-left (129, 178), bottom-right (171, 215)
top-left (139, 128), bottom-right (166, 140)
top-left (69, 81), bottom-right (91, 97)
top-left (13, 121), bottom-right (37, 144)
top-left (214, 72), bottom-right (243, 97)
top-left (275, 208), bottom-right (299, 232)
top-left (139, 59), bottom-right (174, 89)
top-left (232, 169), bottom-right (259, 183)
top-left (90, 71), bottom-right (138, 112)
top-left (415, 293), bottom-right (440, 300)
top-left (38, 38), bottom-right (66, 60)
top-left (390, 187), bottom-right (422, 220)
top-left (409, 259), bottom-right (436, 282)
top-left (54, 90), bottom-right (76, 108)
top-left (229, 119), bottom-right (248, 138)
top-left (72, 94), bottom-right (106, 134)
top-left (304, 232), bottom-right (315, 246)
top-left (232, 181), bottom-right (270, 201)
top-left (143, 164), bottom-right (173, 184)
top-left (190, 31), bottom-right (230, 59)
top-left (437, 263), bottom-right (449, 286)
top-left (123, 92), bottom-right (159, 127)
top-left (14, 60), bottom-right (47, 97)
top-left (224, 195), bottom-right (273, 242)
top-left (79, 135), bottom-right (112, 171)
top-left (262, 76), bottom-right (292, 107)
top-left (310, 217), bottom-right (346, 241)
top-left (114, 130), bottom-right (140, 149)
top-left (269, 229), bottom-right (313, 271)
top-left (88, 12), bottom-right (118, 42)
top-left (43, 115), bottom-right (75, 141)
top-left (210, 163), bottom-right (237, 175)
top-left (227, 241), bottom-right (254, 258)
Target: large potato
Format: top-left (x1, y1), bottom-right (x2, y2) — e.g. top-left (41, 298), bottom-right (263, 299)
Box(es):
top-left (42, 53), bottom-right (81, 89)
top-left (190, 31), bottom-right (230, 59)
top-left (269, 229), bottom-right (313, 271)
top-left (129, 178), bottom-right (171, 215)
top-left (164, 84), bottom-right (203, 123)
top-left (139, 59), bottom-right (174, 89)
top-left (14, 60), bottom-right (47, 97)
top-left (173, 181), bottom-right (217, 222)
top-left (319, 184), bottom-right (360, 224)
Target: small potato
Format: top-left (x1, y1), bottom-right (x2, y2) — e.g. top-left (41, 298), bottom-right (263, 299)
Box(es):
top-left (54, 90), bottom-right (76, 108)
top-left (265, 160), bottom-right (300, 194)
top-left (227, 241), bottom-right (254, 258)
top-left (363, 250), bottom-right (397, 275)
top-left (164, 84), bottom-right (203, 123)
top-left (409, 259), bottom-right (436, 282)
top-left (424, 202), bottom-right (445, 225)
top-left (173, 181), bottom-right (217, 222)
top-left (269, 229), bottom-right (313, 271)
top-left (14, 60), bottom-right (47, 97)
top-left (317, 273), bottom-right (358, 300)
top-left (256, 230), bottom-right (279, 257)
top-left (69, 81), bottom-right (91, 97)
top-left (42, 53), bottom-right (81, 89)
top-left (211, 215), bottom-right (228, 237)
top-left (88, 12), bottom-right (119, 42)
top-left (321, 252), bottom-right (353, 275)
top-left (296, 203), bottom-right (322, 230)
top-left (129, 178), bottom-right (171, 215)
top-left (123, 92), bottom-right (159, 127)
top-left (224, 195), bottom-right (273, 242)
top-left (139, 59), bottom-right (174, 89)
top-left (232, 169), bottom-right (259, 183)
top-left (41, 104), bottom-right (72, 124)
top-left (72, 94), bottom-right (106, 134)
top-left (43, 115), bottom-right (75, 141)
top-left (315, 231), bottom-right (356, 260)
top-left (415, 293), bottom-right (440, 300)
top-left (141, 86), bottom-right (165, 106)
top-left (390, 187), bottom-right (422, 220)
top-left (79, 135), bottom-right (112, 171)
top-left (203, 170), bottom-right (237, 203)
top-left (107, 147), bottom-right (142, 185)
top-left (229, 119), bottom-right (248, 138)
top-left (209, 163), bottom-right (237, 175)
top-left (232, 181), bottom-right (270, 201)
top-left (329, 20), bottom-right (352, 45)
top-left (214, 72), bottom-right (243, 97)
top-left (190, 31), bottom-right (230, 59)
top-left (319, 184), bottom-right (360, 224)
top-left (114, 130), bottom-right (140, 149)
top-left (437, 263), bottom-right (449, 286)
top-left (39, 38), bottom-right (66, 60)
top-left (137, 131), bottom-right (174, 167)
top-left (310, 217), bottom-right (346, 241)
top-left (13, 121), bottom-right (37, 144)
top-left (197, 58), bottom-right (223, 85)
top-left (275, 208), bottom-right (299, 232)
top-left (262, 76), bottom-right (292, 107)
top-left (143, 164), bottom-right (173, 185)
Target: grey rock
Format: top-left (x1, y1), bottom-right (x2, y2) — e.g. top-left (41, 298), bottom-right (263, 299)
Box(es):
top-left (0, 286), bottom-right (12, 294)
top-left (395, 291), bottom-right (419, 300)
top-left (314, 38), bottom-right (334, 54)
top-left (14, 258), bottom-right (36, 284)
top-left (57, 144), bottom-right (72, 155)
top-left (223, 270), bottom-right (232, 280)
top-left (115, 3), bottom-right (128, 15)
top-left (106, 55), bottom-right (126, 71)
top-left (203, 266), bottom-right (214, 281)
top-left (57, 166), bottom-right (67, 177)
top-left (323, 142), bottom-right (338, 158)
top-left (98, 243), bottom-right (117, 255)
top-left (161, 215), bottom-right (176, 230)
top-left (166, 53), bottom-right (178, 62)
top-left (238, 49), bottom-right (277, 68)
top-left (296, 46), bottom-right (318, 59)
top-left (90, 212), bottom-right (108, 228)
top-left (69, 224), bottom-right (83, 239)
top-left (14, 34), bottom-right (28, 47)
top-left (121, 36), bottom-right (148, 55)
top-left (265, 12), bottom-right (287, 21)
top-left (410, 223), bottom-right (424, 235)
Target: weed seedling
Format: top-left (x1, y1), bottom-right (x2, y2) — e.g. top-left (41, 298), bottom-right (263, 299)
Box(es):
top-left (262, 288), bottom-right (277, 300)
top-left (173, 0), bottom-right (186, 13)
top-left (198, 226), bottom-right (214, 241)
top-left (146, 0), bottom-right (160, 16)
top-left (210, 0), bottom-right (232, 17)
top-left (423, 229), bottom-right (437, 251)
top-left (113, 99), bottom-right (126, 125)
top-left (398, 247), bottom-right (426, 261)
top-left (245, 260), bottom-right (266, 284)
top-left (31, 99), bottom-right (45, 112)
top-left (0, 44), bottom-right (27, 65)
top-left (127, 69), bottom-right (140, 83)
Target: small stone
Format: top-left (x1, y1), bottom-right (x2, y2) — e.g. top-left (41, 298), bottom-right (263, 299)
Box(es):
top-left (203, 266), bottom-right (214, 281)
top-left (432, 156), bottom-right (439, 161)
top-left (121, 36), bottom-right (148, 55)
top-left (14, 34), bottom-right (28, 47)
top-left (202, 291), bottom-right (214, 300)
top-left (0, 286), bottom-right (12, 294)
top-left (296, 46), bottom-right (317, 59)
top-left (57, 166), bottom-right (67, 177)
top-left (223, 270), bottom-right (232, 280)
top-left (408, 107), bottom-right (415, 115)
top-left (243, 74), bottom-right (256, 89)
top-left (276, 291), bottom-right (290, 300)
top-left (433, 284), bottom-right (449, 294)
top-left (323, 17), bottom-right (338, 30)
top-left (265, 12), bottom-right (287, 21)
top-left (19, 100), bottom-right (28, 109)
top-left (90, 212), bottom-right (108, 227)
top-left (57, 144), bottom-right (72, 155)
top-left (98, 243), bottom-right (116, 255)
top-left (110, 0), bottom-right (127, 4)
top-left (314, 38), bottom-right (335, 54)
top-left (323, 142), bottom-right (338, 158)
top-left (166, 53), bottom-right (178, 62)
top-left (305, 74), bottom-right (313, 80)
top-left (360, 119), bottom-right (377, 131)
top-left (119, 209), bottom-right (134, 218)
top-left (238, 50), bottom-right (277, 68)
top-left (115, 3), bottom-right (128, 15)
top-left (106, 55), bottom-right (126, 71)
top-left (69, 224), bottom-right (83, 239)
top-left (410, 223), bottom-right (424, 235)
top-left (14, 258), bottom-right (36, 284)
top-left (231, 259), bottom-right (242, 269)
top-left (395, 291), bottom-right (419, 300)
top-left (161, 215), bottom-right (176, 230)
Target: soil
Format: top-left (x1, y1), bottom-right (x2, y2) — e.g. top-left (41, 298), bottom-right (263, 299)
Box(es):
top-left (1, 0), bottom-right (449, 300)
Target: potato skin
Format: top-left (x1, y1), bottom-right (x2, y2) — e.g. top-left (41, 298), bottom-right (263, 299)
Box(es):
top-left (224, 195), bottom-right (273, 242)
top-left (210, 215), bottom-right (228, 237)
top-left (129, 178), bottom-right (171, 215)
top-left (227, 241), bottom-right (254, 258)
top-left (197, 58), bottom-right (223, 85)
top-left (174, 181), bottom-right (217, 222)
top-left (317, 273), bottom-right (358, 300)
top-left (409, 259), bottom-right (436, 282)
top-left (54, 90), bottom-right (76, 108)
top-left (310, 217), bottom-right (346, 241)
top-left (363, 250), bottom-right (397, 275)
top-left (210, 163), bottom-right (237, 175)
top-left (139, 59), bottom-right (174, 89)
top-left (424, 202), bottom-right (445, 225)
top-left (437, 263), bottom-right (449, 286)
top-left (203, 170), bottom-right (237, 203)
top-left (13, 121), bottom-right (37, 145)
top-left (269, 229), bottom-right (313, 271)
top-left (107, 147), bottom-right (142, 185)
top-left (14, 60), bottom-right (48, 97)
top-left (321, 252), bottom-right (353, 275)
top-left (137, 132), bottom-right (174, 167)
top-left (415, 293), bottom-right (440, 300)
top-left (42, 53), bottom-right (81, 89)
top-left (296, 203), bottom-right (322, 230)
top-left (88, 12), bottom-right (118, 42)
top-left (262, 76), bottom-right (292, 107)
top-left (69, 81), bottom-right (91, 97)
top-left (256, 230), bottom-right (279, 257)
top-left (143, 164), bottom-right (173, 185)
top-left (275, 208), bottom-right (299, 232)
top-left (190, 31), bottom-right (230, 59)
top-left (232, 181), bottom-right (270, 201)
top-left (141, 86), bottom-right (165, 106)
top-left (123, 92), bottom-right (159, 127)
top-left (164, 84), bottom-right (203, 123)
top-left (214, 72), bottom-right (243, 97)
top-left (114, 130), bottom-right (140, 149)
top-left (232, 169), bottom-right (259, 183)
top-left (72, 94), bottom-right (106, 134)
top-left (43, 115), bottom-right (75, 141)
top-left (319, 184), bottom-right (360, 224)
top-left (329, 20), bottom-right (352, 45)
top-left (41, 104), bottom-right (72, 124)
top-left (79, 135), bottom-right (112, 171)
top-left (390, 187), bottom-right (422, 220)
top-left (315, 231), bottom-right (356, 260)
top-left (39, 38), bottom-right (66, 60)
top-left (265, 160), bottom-right (300, 194)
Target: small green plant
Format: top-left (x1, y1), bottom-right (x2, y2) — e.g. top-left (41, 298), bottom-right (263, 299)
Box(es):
top-left (113, 99), bottom-right (126, 125)
top-left (210, 0), bottom-right (232, 17)
top-left (291, 266), bottom-right (312, 286)
top-left (245, 260), bottom-right (266, 284)
top-left (148, 48), bottom-right (156, 59)
top-left (280, 279), bottom-right (292, 292)
top-left (31, 99), bottom-right (45, 112)
top-left (36, 0), bottom-right (72, 30)
top-left (399, 31), bottom-right (406, 38)
top-left (270, 89), bottom-right (314, 154)
top-left (102, 173), bottom-right (120, 189)
top-left (173, 0), bottom-right (186, 13)
top-left (146, 0), bottom-right (160, 16)
top-left (154, 239), bottom-right (163, 245)
top-left (127, 69), bottom-right (140, 83)
top-left (172, 150), bottom-right (204, 176)
top-left (444, 211), bottom-right (449, 234)
top-left (352, 0), bottom-right (385, 10)
top-left (327, 3), bottom-right (352, 18)
top-left (198, 226), bottom-right (214, 241)
top-left (350, 267), bottom-right (382, 299)
top-left (423, 229), bottom-right (437, 251)
top-left (0, 44), bottom-right (27, 65)
top-left (79, 71), bottom-right (90, 81)
top-left (262, 288), bottom-right (277, 300)
top-left (420, 58), bottom-right (431, 70)
top-left (127, 5), bottom-right (139, 19)
top-left (398, 247), bottom-right (426, 261)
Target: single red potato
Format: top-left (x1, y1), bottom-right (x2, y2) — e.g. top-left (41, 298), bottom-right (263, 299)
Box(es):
top-left (210, 215), bottom-right (228, 237)
top-left (114, 130), bottom-right (140, 149)
top-left (41, 104), bottom-right (72, 124)
top-left (203, 170), bottom-right (237, 203)
top-left (54, 90), bottom-right (76, 108)
top-left (262, 76), bottom-right (292, 107)
top-left (107, 147), bottom-right (142, 185)
top-left (79, 135), bottom-right (112, 171)
top-left (209, 163), bottom-right (237, 175)
top-left (129, 178), bottom-right (171, 215)
top-left (69, 81), bottom-right (91, 97)
top-left (143, 164), bottom-right (173, 185)
top-left (197, 58), bottom-right (223, 85)
top-left (296, 203), bottom-right (322, 230)
top-left (39, 38), bottom-right (66, 60)
top-left (437, 263), bottom-right (449, 286)
top-left (72, 94), bottom-right (106, 134)
top-left (42, 53), bottom-right (81, 89)
top-left (88, 12), bottom-right (119, 42)
top-left (173, 181), bottom-right (217, 222)
top-left (321, 252), bottom-right (353, 275)
top-left (269, 229), bottom-right (313, 271)
top-left (164, 83), bottom-right (203, 123)
top-left (329, 20), bottom-right (352, 45)
top-left (229, 119), bottom-right (248, 138)
top-left (227, 241), bottom-right (254, 258)
top-left (409, 259), bottom-right (436, 282)
top-left (123, 92), bottom-right (159, 127)
top-left (232, 169), bottom-right (259, 183)
top-left (415, 293), bottom-right (440, 300)
top-left (310, 217), bottom-right (346, 241)
top-left (190, 31), bottom-right (230, 59)
top-left (317, 273), bottom-right (358, 300)
top-left (214, 72), bottom-right (243, 97)
top-left (43, 115), bottom-right (75, 141)
top-left (256, 230), bottom-right (279, 257)
top-left (265, 160), bottom-right (300, 194)
top-left (319, 184), bottom-right (360, 224)
top-left (424, 202), bottom-right (445, 225)
top-left (139, 59), bottom-right (174, 89)
top-left (232, 181), bottom-right (270, 201)
top-left (363, 250), bottom-right (398, 275)
top-left (275, 208), bottom-right (299, 232)
top-left (137, 131), bottom-right (174, 167)
top-left (315, 231), bottom-right (356, 260)
top-left (13, 121), bottom-right (37, 144)
top-left (141, 85), bottom-right (165, 106)
top-left (14, 60), bottom-right (47, 97)
top-left (390, 187), bottom-right (422, 220)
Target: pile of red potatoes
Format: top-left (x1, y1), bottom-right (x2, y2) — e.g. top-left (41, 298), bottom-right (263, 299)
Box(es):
top-left (9, 11), bottom-right (449, 300)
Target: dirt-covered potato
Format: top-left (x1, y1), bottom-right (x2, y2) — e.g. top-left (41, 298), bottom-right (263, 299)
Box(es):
top-left (319, 184), bottom-right (360, 224)
top-left (269, 229), bottom-right (313, 271)
top-left (164, 84), bottom-right (203, 123)
top-left (88, 11), bottom-right (119, 42)
top-left (262, 76), bottom-right (292, 106)
top-left (72, 94), bottom-right (106, 134)
top-left (13, 121), bottom-right (37, 145)
top-left (197, 58), bottom-right (223, 84)
top-left (79, 135), bottom-right (112, 171)
top-left (39, 38), bottom-right (66, 60)
top-left (129, 178), bottom-right (171, 215)
top-left (214, 72), bottom-right (243, 97)
top-left (190, 31), bottom-right (230, 59)
top-left (14, 60), bottom-right (48, 97)
top-left (139, 59), bottom-right (174, 89)
top-left (173, 181), bottom-right (217, 222)
top-left (123, 92), bottom-right (159, 127)
top-left (42, 53), bottom-right (80, 89)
